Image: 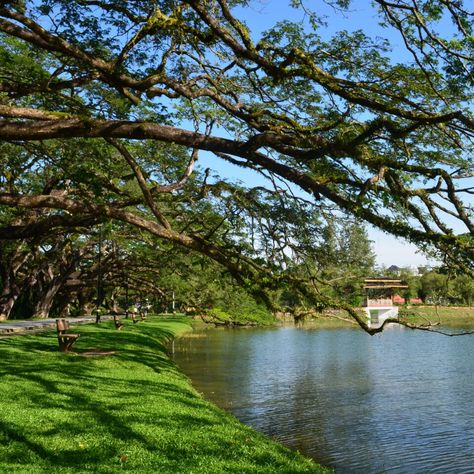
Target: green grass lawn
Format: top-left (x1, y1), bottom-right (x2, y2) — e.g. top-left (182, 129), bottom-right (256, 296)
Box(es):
top-left (398, 306), bottom-right (474, 327)
top-left (0, 317), bottom-right (329, 473)
top-left (294, 306), bottom-right (474, 329)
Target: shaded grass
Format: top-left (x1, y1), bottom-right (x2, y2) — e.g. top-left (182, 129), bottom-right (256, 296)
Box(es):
top-left (0, 317), bottom-right (328, 473)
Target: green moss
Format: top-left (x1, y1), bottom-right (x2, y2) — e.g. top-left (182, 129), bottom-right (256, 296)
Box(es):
top-left (0, 317), bottom-right (329, 473)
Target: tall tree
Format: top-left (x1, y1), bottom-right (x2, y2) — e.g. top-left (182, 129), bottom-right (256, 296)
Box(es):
top-left (0, 0), bottom-right (473, 332)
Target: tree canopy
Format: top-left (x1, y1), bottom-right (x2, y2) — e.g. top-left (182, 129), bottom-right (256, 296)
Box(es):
top-left (0, 0), bottom-right (473, 333)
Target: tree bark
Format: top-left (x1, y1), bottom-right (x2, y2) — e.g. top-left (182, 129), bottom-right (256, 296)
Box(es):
top-left (0, 243), bottom-right (32, 319)
top-left (0, 283), bottom-right (20, 320)
top-left (33, 280), bottom-right (63, 319)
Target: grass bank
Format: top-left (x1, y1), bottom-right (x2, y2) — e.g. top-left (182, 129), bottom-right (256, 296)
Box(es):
top-left (398, 306), bottom-right (474, 327)
top-left (287, 307), bottom-right (474, 329)
top-left (0, 316), bottom-right (329, 473)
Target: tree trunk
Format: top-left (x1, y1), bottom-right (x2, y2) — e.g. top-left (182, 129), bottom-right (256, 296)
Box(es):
top-left (80, 302), bottom-right (95, 316)
top-left (33, 281), bottom-right (63, 319)
top-left (0, 273), bottom-right (37, 320)
top-left (0, 286), bottom-right (20, 320)
top-left (0, 242), bottom-right (36, 320)
top-left (76, 289), bottom-right (96, 315)
top-left (109, 290), bottom-right (122, 314)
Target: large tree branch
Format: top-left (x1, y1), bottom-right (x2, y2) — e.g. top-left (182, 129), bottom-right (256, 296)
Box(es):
top-left (105, 138), bottom-right (171, 229)
top-left (0, 116), bottom-right (471, 264)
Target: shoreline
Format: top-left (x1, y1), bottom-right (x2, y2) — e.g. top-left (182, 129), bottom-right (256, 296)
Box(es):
top-left (276, 306), bottom-right (474, 329)
top-left (0, 316), bottom-right (329, 473)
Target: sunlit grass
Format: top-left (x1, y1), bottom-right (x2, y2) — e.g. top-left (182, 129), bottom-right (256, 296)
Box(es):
top-left (0, 316), bottom-right (329, 473)
top-left (399, 306), bottom-right (474, 327)
top-left (291, 307), bottom-right (474, 329)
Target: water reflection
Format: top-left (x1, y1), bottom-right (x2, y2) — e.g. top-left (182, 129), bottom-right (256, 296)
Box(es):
top-left (173, 326), bottom-right (474, 473)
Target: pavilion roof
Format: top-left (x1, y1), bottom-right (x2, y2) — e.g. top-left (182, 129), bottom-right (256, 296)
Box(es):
top-left (363, 278), bottom-right (408, 289)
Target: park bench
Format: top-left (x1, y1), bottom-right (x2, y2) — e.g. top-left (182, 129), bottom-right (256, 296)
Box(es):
top-left (56, 319), bottom-right (80, 352)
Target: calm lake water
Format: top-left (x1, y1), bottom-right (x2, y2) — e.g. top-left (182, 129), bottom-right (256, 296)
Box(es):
top-left (173, 325), bottom-right (474, 473)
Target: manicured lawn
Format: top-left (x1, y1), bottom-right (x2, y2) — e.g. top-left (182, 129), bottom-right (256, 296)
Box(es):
top-left (291, 307), bottom-right (474, 329)
top-left (398, 306), bottom-right (474, 327)
top-left (0, 317), bottom-right (329, 473)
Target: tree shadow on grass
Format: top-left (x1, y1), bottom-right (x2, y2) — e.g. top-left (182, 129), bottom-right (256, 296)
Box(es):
top-left (0, 320), bottom-right (208, 470)
top-left (0, 319), bottom-right (325, 473)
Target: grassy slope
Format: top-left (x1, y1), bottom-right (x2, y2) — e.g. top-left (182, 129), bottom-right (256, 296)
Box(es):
top-left (0, 317), bottom-right (328, 474)
top-left (398, 306), bottom-right (474, 327)
top-left (293, 307), bottom-right (474, 329)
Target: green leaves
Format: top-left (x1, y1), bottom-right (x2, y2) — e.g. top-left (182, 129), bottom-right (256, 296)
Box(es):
top-left (0, 0), bottom-right (473, 330)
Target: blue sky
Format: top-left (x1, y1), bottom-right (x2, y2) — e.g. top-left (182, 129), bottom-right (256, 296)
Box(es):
top-left (197, 0), bottom-right (448, 268)
top-left (195, 151), bottom-right (438, 268)
top-left (368, 228), bottom-right (435, 267)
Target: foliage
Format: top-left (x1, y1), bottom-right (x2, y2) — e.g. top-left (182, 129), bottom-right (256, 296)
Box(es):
top-left (419, 271), bottom-right (449, 305)
top-left (205, 297), bottom-right (274, 326)
top-left (0, 0), bottom-right (473, 333)
top-left (282, 219), bottom-right (376, 308)
top-left (387, 266), bottom-right (474, 306)
top-left (452, 274), bottom-right (474, 307)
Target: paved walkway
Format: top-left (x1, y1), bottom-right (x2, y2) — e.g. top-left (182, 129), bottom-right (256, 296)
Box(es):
top-left (0, 315), bottom-right (118, 336)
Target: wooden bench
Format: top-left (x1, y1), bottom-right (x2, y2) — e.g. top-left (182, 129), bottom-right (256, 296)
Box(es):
top-left (56, 319), bottom-right (80, 352)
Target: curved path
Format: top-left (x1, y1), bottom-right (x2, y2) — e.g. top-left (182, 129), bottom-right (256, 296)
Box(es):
top-left (0, 315), bottom-right (119, 336)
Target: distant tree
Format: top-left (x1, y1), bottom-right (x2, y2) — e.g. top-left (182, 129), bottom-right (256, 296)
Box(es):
top-left (282, 219), bottom-right (375, 309)
top-left (397, 268), bottom-right (422, 303)
top-left (420, 271), bottom-right (449, 305)
top-left (452, 275), bottom-right (474, 307)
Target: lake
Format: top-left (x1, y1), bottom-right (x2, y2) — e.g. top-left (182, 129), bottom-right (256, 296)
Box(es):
top-left (173, 325), bottom-right (474, 473)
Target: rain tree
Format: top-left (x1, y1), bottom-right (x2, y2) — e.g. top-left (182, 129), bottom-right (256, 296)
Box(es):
top-left (0, 0), bottom-right (473, 332)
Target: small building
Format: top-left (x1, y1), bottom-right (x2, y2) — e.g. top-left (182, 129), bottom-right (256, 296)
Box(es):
top-left (392, 294), bottom-right (423, 305)
top-left (392, 293), bottom-right (405, 305)
top-left (363, 278), bottom-right (408, 327)
top-left (387, 265), bottom-right (402, 275)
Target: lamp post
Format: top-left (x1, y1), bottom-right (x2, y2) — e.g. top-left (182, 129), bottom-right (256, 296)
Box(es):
top-left (125, 274), bottom-right (129, 319)
top-left (95, 226), bottom-right (102, 324)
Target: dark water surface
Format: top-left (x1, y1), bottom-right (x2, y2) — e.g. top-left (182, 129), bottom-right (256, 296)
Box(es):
top-left (173, 326), bottom-right (474, 473)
